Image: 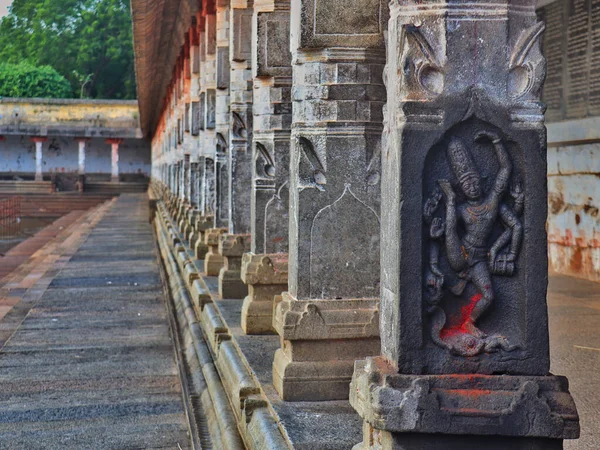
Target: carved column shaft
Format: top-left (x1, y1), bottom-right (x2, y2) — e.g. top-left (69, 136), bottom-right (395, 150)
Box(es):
top-left (216, 0), bottom-right (254, 300)
top-left (215, 0), bottom-right (231, 229)
top-left (241, 0), bottom-right (292, 334)
top-left (271, 0), bottom-right (386, 401)
top-left (350, 1), bottom-right (579, 448)
top-left (203, 1), bottom-right (231, 276)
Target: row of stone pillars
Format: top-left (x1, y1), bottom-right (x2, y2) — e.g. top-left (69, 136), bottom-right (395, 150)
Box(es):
top-left (27, 136), bottom-right (124, 182)
top-left (154, 0), bottom-right (579, 448)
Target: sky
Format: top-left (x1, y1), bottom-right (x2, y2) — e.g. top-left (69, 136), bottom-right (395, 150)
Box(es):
top-left (0, 0), bottom-right (11, 19)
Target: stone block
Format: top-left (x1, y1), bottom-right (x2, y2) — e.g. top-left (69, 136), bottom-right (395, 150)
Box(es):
top-left (272, 292), bottom-right (380, 401)
top-left (217, 47), bottom-right (231, 89)
top-left (255, 11), bottom-right (292, 78)
top-left (350, 357), bottom-right (579, 443)
top-left (232, 8), bottom-right (252, 62)
top-left (240, 252), bottom-right (288, 334)
top-left (294, 0), bottom-right (387, 50)
top-left (204, 227), bottom-right (227, 276)
top-left (218, 234), bottom-right (251, 299)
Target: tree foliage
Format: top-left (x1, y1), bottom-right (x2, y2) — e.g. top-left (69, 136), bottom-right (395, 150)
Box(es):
top-left (0, 0), bottom-right (136, 99)
top-left (0, 62), bottom-right (72, 98)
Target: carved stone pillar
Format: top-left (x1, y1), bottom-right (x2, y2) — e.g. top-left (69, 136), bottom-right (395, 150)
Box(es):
top-left (241, 0), bottom-right (292, 334)
top-left (271, 0), bottom-right (386, 401)
top-left (349, 1), bottom-right (579, 448)
top-left (202, 0), bottom-right (231, 278)
top-left (216, 0), bottom-right (254, 299)
top-left (215, 0), bottom-right (231, 230)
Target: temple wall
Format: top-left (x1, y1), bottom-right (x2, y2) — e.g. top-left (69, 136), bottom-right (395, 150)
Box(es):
top-left (547, 124), bottom-right (600, 281)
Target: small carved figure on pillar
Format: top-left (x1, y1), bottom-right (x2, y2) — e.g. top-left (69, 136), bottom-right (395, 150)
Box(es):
top-left (424, 131), bottom-right (524, 356)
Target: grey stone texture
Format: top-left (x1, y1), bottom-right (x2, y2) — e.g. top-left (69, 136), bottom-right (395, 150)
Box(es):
top-left (217, 1), bottom-right (255, 299)
top-left (241, 0), bottom-right (293, 335)
top-left (240, 252), bottom-right (288, 334)
top-left (350, 0), bottom-right (580, 448)
top-left (215, 3), bottom-right (231, 230)
top-left (271, 0), bottom-right (386, 401)
top-left (218, 233), bottom-right (251, 299)
top-left (204, 227), bottom-right (227, 276)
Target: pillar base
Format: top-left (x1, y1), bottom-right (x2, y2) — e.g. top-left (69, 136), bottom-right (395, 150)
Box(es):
top-left (192, 215), bottom-right (214, 258)
top-left (217, 234), bottom-right (251, 299)
top-left (353, 424), bottom-right (564, 450)
top-left (349, 357), bottom-right (579, 449)
top-left (272, 292), bottom-right (380, 401)
top-left (204, 228), bottom-right (227, 276)
top-left (240, 252), bottom-right (288, 334)
top-left (111, 176), bottom-right (119, 183)
top-left (35, 174), bottom-right (43, 182)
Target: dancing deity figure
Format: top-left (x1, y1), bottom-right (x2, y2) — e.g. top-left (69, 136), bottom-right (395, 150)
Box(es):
top-left (426, 130), bottom-right (523, 354)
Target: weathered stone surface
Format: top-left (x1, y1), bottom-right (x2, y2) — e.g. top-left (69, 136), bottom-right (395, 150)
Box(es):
top-left (218, 233), bottom-right (251, 299)
top-left (240, 252), bottom-right (288, 334)
top-left (350, 0), bottom-right (579, 448)
top-left (351, 357), bottom-right (579, 440)
top-left (204, 227), bottom-right (228, 276)
top-left (193, 215), bottom-right (214, 259)
top-left (271, 0), bottom-right (385, 401)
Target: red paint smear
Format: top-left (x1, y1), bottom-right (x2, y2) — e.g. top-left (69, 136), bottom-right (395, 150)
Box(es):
top-left (449, 389), bottom-right (493, 398)
top-left (440, 293), bottom-right (483, 339)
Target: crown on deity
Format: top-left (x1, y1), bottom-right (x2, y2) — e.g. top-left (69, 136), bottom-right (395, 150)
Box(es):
top-left (447, 137), bottom-right (478, 183)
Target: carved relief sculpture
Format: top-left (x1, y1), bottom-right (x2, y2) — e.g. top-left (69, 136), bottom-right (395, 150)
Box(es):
top-left (424, 131), bottom-right (524, 356)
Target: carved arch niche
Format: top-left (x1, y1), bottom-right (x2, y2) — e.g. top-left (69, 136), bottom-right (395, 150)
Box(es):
top-left (421, 117), bottom-right (526, 357)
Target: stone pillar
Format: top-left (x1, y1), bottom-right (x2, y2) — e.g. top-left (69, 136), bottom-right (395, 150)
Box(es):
top-left (31, 137), bottom-right (47, 181)
top-left (76, 138), bottom-right (87, 175)
top-left (214, 0), bottom-right (231, 229)
top-left (271, 0), bottom-right (386, 401)
top-left (349, 1), bottom-right (580, 449)
top-left (183, 153), bottom-right (191, 202)
top-left (241, 0), bottom-right (292, 334)
top-left (106, 138), bottom-right (123, 183)
top-left (203, 0), bottom-right (230, 277)
top-left (217, 0), bottom-right (254, 299)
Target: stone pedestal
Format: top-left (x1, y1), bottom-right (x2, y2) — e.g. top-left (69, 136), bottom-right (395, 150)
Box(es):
top-left (218, 233), bottom-right (251, 299)
top-left (350, 0), bottom-right (579, 448)
top-left (204, 227), bottom-right (227, 276)
top-left (351, 358), bottom-right (578, 450)
top-left (192, 215), bottom-right (214, 258)
top-left (273, 294), bottom-right (380, 401)
top-left (271, 0), bottom-right (386, 401)
top-left (240, 253), bottom-right (288, 334)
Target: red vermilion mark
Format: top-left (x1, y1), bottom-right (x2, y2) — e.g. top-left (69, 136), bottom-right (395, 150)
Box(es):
top-left (440, 293), bottom-right (483, 339)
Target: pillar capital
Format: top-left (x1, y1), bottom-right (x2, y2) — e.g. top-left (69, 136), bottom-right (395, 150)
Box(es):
top-left (74, 137), bottom-right (91, 143)
top-left (105, 138), bottom-right (124, 145)
top-left (30, 136), bottom-right (48, 143)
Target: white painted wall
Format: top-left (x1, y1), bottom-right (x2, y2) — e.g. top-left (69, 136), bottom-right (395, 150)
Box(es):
top-left (0, 135), bottom-right (151, 176)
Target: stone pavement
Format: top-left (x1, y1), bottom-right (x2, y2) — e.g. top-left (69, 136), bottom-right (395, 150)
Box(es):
top-left (0, 194), bottom-right (191, 449)
top-left (549, 274), bottom-right (600, 450)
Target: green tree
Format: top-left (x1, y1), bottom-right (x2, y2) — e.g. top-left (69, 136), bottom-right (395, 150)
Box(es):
top-left (0, 0), bottom-right (136, 99)
top-left (0, 63), bottom-right (72, 98)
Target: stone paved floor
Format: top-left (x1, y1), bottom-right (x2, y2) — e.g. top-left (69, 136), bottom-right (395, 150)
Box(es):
top-left (549, 274), bottom-right (600, 450)
top-left (0, 195), bottom-right (190, 449)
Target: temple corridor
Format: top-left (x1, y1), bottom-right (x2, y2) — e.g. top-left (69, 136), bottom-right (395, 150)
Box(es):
top-left (0, 195), bottom-right (190, 448)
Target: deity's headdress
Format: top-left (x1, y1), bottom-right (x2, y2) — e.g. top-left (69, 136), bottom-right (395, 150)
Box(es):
top-left (447, 137), bottom-right (478, 184)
